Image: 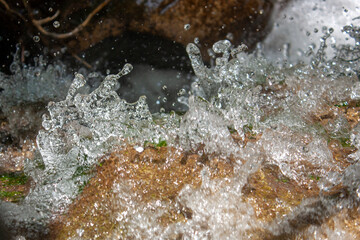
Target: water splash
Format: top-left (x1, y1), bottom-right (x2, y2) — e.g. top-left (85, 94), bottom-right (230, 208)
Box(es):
top-left (2, 10), bottom-right (360, 240)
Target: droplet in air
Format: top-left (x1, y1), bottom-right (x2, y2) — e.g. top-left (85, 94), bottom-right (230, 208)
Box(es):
top-left (184, 24), bottom-right (191, 31)
top-left (49, 7), bottom-right (53, 12)
top-left (177, 88), bottom-right (186, 96)
top-left (226, 32), bottom-right (234, 41)
top-left (53, 21), bottom-right (60, 28)
top-left (212, 40), bottom-right (231, 53)
top-left (33, 36), bottom-right (40, 42)
top-left (121, 63), bottom-right (133, 76)
top-left (186, 43), bottom-right (201, 55)
top-left (194, 37), bottom-right (200, 44)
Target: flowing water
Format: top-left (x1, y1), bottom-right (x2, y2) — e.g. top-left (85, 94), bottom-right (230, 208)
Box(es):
top-left (1, 0), bottom-right (360, 239)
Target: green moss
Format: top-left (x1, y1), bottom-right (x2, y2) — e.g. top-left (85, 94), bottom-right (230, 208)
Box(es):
top-left (243, 124), bottom-right (254, 133)
top-left (0, 191), bottom-right (25, 201)
top-left (309, 175), bottom-right (321, 181)
top-left (334, 101), bottom-right (349, 108)
top-left (227, 126), bottom-right (237, 134)
top-left (276, 177), bottom-right (290, 183)
top-left (338, 137), bottom-right (352, 148)
top-left (78, 180), bottom-right (89, 193)
top-left (0, 172), bottom-right (28, 186)
top-left (72, 165), bottom-right (92, 178)
top-left (156, 140), bottom-right (167, 147)
top-left (144, 139), bottom-right (168, 148)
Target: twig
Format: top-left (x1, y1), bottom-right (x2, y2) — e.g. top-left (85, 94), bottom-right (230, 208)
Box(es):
top-left (35, 10), bottom-right (60, 25)
top-left (31, 0), bottom-right (111, 39)
top-left (71, 52), bottom-right (93, 69)
top-left (0, 0), bottom-right (26, 21)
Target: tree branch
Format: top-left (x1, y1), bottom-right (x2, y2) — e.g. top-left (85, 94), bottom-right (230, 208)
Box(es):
top-left (31, 0), bottom-right (111, 39)
top-left (0, 0), bottom-right (26, 21)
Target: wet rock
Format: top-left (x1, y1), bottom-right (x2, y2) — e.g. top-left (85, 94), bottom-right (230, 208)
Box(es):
top-left (50, 146), bottom-right (235, 239)
top-left (0, 172), bottom-right (32, 203)
top-left (48, 100), bottom-right (360, 239)
top-left (131, 0), bottom-right (277, 58)
top-left (242, 164), bottom-right (320, 222)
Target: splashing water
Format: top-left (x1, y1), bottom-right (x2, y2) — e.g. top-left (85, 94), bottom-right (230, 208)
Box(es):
top-left (2, 5), bottom-right (360, 240)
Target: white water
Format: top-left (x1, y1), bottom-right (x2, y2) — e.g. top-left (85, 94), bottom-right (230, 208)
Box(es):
top-left (1, 1), bottom-right (360, 239)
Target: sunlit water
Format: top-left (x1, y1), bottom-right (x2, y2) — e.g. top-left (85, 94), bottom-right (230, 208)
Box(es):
top-left (1, 1), bottom-right (360, 239)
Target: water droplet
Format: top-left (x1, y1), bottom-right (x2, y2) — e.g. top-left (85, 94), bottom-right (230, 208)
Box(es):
top-left (162, 85), bottom-right (167, 90)
top-left (120, 63), bottom-right (133, 76)
top-left (212, 40), bottom-right (231, 53)
top-left (135, 146), bottom-right (144, 152)
top-left (177, 88), bottom-right (186, 96)
top-left (226, 33), bottom-right (234, 41)
top-left (162, 97), bottom-right (167, 102)
top-left (184, 24), bottom-right (191, 31)
top-left (49, 7), bottom-right (53, 12)
top-left (322, 26), bottom-right (328, 33)
top-left (33, 36), bottom-right (40, 42)
top-left (53, 21), bottom-right (60, 28)
top-left (194, 37), bottom-right (200, 44)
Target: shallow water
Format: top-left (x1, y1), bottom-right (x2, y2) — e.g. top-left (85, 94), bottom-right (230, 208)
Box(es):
top-left (1, 1), bottom-right (360, 239)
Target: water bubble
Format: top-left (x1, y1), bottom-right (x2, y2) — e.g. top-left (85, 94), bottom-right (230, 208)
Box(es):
top-left (53, 21), bottom-right (60, 28)
top-left (213, 40), bottom-right (231, 53)
top-left (184, 24), bottom-right (191, 31)
top-left (119, 63), bottom-right (133, 76)
top-left (33, 36), bottom-right (40, 42)
top-left (177, 88), bottom-right (186, 96)
top-left (9, 62), bottom-right (20, 73)
top-left (134, 146), bottom-right (144, 152)
top-left (226, 32), bottom-right (234, 41)
top-left (186, 43), bottom-right (201, 55)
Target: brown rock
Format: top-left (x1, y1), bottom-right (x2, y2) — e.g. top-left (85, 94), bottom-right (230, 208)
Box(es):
top-left (131, 0), bottom-right (276, 56)
top-left (50, 146), bottom-right (236, 239)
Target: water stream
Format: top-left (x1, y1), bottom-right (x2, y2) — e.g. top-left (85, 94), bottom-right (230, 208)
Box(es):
top-left (1, 0), bottom-right (360, 239)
